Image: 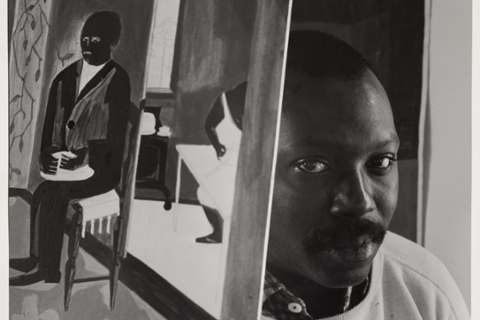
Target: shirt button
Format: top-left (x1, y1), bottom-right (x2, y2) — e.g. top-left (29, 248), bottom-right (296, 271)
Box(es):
top-left (67, 120), bottom-right (75, 129)
top-left (288, 302), bottom-right (302, 313)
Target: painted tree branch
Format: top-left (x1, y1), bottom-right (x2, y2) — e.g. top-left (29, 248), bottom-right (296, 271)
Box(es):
top-left (9, 0), bottom-right (49, 180)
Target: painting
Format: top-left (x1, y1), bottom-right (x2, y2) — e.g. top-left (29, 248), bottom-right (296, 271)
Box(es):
top-left (8, 0), bottom-right (156, 317)
top-left (9, 0), bottom-right (291, 319)
top-left (127, 0), bottom-right (290, 318)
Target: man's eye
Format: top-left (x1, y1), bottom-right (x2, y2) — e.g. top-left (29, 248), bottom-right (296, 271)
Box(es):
top-left (367, 156), bottom-right (397, 170)
top-left (82, 37), bottom-right (89, 42)
top-left (295, 159), bottom-right (329, 173)
top-left (91, 37), bottom-right (101, 42)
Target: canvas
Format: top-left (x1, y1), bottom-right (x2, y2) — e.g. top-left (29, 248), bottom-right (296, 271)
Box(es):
top-left (8, 0), bottom-right (291, 319)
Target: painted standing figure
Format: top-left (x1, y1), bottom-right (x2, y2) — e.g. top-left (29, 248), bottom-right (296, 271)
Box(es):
top-left (195, 81), bottom-right (247, 243)
top-left (9, 11), bottom-right (131, 286)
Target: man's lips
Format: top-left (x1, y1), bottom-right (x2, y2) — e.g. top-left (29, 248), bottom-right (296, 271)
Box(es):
top-left (325, 236), bottom-right (376, 263)
top-left (331, 235), bottom-right (371, 249)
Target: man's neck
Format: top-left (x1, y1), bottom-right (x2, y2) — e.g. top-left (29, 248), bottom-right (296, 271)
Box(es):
top-left (78, 60), bottom-right (110, 93)
top-left (267, 265), bottom-right (359, 318)
top-left (83, 59), bottom-right (109, 71)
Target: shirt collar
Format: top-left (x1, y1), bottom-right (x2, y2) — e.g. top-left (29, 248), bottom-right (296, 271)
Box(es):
top-left (81, 60), bottom-right (108, 76)
top-left (263, 270), bottom-right (288, 302)
top-left (262, 270), bottom-right (370, 319)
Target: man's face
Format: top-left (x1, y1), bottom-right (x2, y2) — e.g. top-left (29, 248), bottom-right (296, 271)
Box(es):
top-left (268, 69), bottom-right (399, 288)
top-left (80, 21), bottom-right (112, 66)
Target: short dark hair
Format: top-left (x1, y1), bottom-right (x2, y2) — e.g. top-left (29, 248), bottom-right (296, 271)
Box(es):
top-left (83, 11), bottom-right (122, 46)
top-left (286, 31), bottom-right (379, 81)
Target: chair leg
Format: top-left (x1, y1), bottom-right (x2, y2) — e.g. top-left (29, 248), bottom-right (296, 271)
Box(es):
top-left (159, 184), bottom-right (172, 211)
top-left (110, 258), bottom-right (121, 310)
top-left (65, 210), bottom-right (83, 311)
top-left (110, 216), bottom-right (123, 310)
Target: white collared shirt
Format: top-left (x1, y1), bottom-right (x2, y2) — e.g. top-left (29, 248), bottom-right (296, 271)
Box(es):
top-left (78, 60), bottom-right (107, 93)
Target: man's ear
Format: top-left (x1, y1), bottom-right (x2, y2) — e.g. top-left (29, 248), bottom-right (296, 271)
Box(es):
top-left (110, 40), bottom-right (119, 50)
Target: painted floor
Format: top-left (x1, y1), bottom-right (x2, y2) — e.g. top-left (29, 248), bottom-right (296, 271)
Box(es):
top-left (9, 196), bottom-right (166, 320)
top-left (9, 195), bottom-right (229, 319)
top-left (127, 200), bottom-right (230, 319)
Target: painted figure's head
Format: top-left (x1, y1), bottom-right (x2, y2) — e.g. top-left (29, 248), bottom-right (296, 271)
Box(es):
top-left (268, 31), bottom-right (400, 288)
top-left (81, 11), bottom-right (122, 66)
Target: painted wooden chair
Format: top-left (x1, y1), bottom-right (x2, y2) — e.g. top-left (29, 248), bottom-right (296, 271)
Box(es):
top-left (135, 105), bottom-right (172, 209)
top-left (64, 100), bottom-right (144, 311)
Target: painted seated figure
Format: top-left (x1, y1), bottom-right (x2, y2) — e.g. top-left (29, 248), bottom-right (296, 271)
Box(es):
top-left (9, 11), bottom-right (131, 286)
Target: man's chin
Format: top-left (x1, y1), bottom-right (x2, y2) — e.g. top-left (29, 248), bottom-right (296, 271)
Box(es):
top-left (320, 267), bottom-right (371, 289)
top-left (303, 241), bottom-right (379, 288)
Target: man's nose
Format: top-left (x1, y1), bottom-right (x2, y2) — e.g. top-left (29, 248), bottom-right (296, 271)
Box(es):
top-left (84, 38), bottom-right (90, 46)
top-left (329, 170), bottom-right (375, 217)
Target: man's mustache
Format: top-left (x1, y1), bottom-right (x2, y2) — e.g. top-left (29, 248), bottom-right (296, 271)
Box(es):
top-left (303, 218), bottom-right (387, 252)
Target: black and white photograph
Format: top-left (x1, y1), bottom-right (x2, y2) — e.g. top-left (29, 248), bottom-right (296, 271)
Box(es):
top-left (5, 0), bottom-right (477, 319)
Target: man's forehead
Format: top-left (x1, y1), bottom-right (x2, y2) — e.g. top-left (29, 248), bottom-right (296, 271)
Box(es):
top-left (280, 70), bottom-right (397, 150)
top-left (287, 131), bottom-right (400, 148)
top-left (279, 121), bottom-right (399, 156)
top-left (284, 69), bottom-right (390, 116)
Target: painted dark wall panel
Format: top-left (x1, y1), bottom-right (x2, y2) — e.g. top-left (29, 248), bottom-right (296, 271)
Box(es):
top-left (292, 0), bottom-right (424, 161)
top-left (166, 0), bottom-right (256, 201)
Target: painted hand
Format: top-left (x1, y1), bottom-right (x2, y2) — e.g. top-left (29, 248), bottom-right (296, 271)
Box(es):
top-left (39, 146), bottom-right (61, 174)
top-left (60, 147), bottom-right (88, 171)
top-left (215, 144), bottom-right (227, 159)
